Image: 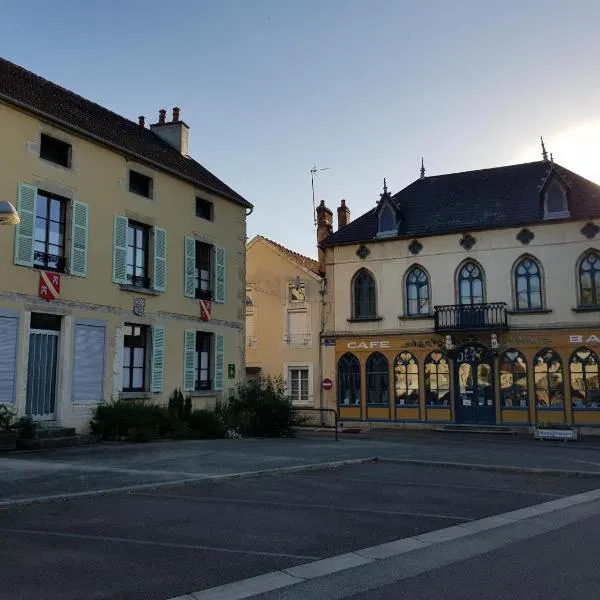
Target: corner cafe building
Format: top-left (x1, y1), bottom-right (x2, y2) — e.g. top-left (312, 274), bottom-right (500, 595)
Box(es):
top-left (334, 329), bottom-right (600, 429)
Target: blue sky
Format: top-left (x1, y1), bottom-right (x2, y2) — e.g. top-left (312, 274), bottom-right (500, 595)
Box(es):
top-left (2, 0), bottom-right (600, 258)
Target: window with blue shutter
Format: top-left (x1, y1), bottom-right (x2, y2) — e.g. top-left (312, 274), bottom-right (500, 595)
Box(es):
top-left (72, 320), bottom-right (106, 404)
top-left (14, 183), bottom-right (37, 267)
top-left (184, 238), bottom-right (196, 298)
top-left (112, 215), bottom-right (128, 284)
top-left (153, 227), bottom-right (167, 292)
top-left (0, 311), bottom-right (19, 404)
top-left (183, 330), bottom-right (196, 391)
top-left (70, 200), bottom-right (89, 277)
top-left (214, 246), bottom-right (226, 304)
top-left (214, 334), bottom-right (224, 391)
top-left (151, 326), bottom-right (165, 393)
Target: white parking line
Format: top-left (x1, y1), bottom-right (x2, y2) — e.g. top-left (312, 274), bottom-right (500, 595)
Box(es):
top-left (0, 527), bottom-right (321, 561)
top-left (135, 493), bottom-right (472, 522)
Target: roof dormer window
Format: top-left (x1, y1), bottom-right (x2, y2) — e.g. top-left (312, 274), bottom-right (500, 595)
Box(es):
top-left (543, 179), bottom-right (569, 220)
top-left (376, 179), bottom-right (398, 238)
top-left (379, 204), bottom-right (396, 234)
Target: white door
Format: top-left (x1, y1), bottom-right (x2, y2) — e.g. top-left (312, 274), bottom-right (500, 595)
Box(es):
top-left (25, 329), bottom-right (59, 420)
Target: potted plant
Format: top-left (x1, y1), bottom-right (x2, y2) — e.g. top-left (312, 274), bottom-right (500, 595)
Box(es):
top-left (534, 421), bottom-right (579, 441)
top-left (0, 405), bottom-right (17, 451)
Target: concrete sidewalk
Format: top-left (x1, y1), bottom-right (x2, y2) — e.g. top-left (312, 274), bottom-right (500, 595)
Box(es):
top-left (2, 431), bottom-right (600, 505)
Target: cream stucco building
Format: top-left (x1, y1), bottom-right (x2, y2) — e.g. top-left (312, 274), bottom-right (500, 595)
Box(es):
top-left (318, 158), bottom-right (600, 431)
top-left (245, 236), bottom-right (325, 411)
top-left (0, 57), bottom-right (251, 432)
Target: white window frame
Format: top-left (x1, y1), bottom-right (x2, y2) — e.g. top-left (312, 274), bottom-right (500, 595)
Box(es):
top-left (284, 362), bottom-right (313, 405)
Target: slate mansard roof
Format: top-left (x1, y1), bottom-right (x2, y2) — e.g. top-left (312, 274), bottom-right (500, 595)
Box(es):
top-left (322, 161), bottom-right (600, 246)
top-left (0, 57), bottom-right (251, 208)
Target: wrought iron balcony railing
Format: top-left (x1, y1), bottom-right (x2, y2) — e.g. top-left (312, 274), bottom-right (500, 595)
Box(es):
top-left (434, 302), bottom-right (508, 332)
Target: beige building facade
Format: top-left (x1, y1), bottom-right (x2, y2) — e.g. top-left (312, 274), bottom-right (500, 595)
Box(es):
top-left (245, 236), bottom-right (324, 410)
top-left (318, 160), bottom-right (600, 431)
top-left (0, 58), bottom-right (251, 432)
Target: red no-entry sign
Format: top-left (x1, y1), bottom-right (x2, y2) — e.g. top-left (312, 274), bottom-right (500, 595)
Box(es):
top-left (322, 378), bottom-right (333, 391)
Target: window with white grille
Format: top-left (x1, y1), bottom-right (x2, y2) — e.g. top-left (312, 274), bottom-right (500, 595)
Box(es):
top-left (289, 368), bottom-right (309, 403)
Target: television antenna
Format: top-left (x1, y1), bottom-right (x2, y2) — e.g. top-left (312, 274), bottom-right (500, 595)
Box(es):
top-left (311, 164), bottom-right (330, 227)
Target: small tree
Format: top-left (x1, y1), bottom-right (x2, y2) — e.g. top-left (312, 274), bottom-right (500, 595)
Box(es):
top-left (228, 375), bottom-right (295, 437)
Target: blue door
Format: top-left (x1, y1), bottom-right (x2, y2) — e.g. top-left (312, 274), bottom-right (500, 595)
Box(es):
top-left (454, 345), bottom-right (495, 425)
top-left (25, 330), bottom-right (59, 420)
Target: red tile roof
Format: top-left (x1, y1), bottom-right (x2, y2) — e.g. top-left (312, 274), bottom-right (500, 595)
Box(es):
top-left (257, 236), bottom-right (322, 276)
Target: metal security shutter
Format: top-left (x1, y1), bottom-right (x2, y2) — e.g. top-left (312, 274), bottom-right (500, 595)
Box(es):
top-left (72, 321), bottom-right (106, 404)
top-left (0, 314), bottom-right (19, 404)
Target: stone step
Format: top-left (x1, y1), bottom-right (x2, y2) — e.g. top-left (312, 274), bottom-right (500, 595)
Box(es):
top-left (436, 424), bottom-right (518, 434)
top-left (35, 427), bottom-right (77, 439)
top-left (17, 434), bottom-right (99, 450)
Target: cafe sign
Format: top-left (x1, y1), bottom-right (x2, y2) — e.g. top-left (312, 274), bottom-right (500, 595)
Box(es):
top-left (347, 340), bottom-right (390, 350)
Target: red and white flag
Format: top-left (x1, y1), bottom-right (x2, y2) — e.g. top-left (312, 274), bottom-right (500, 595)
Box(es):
top-left (39, 271), bottom-right (61, 302)
top-left (200, 299), bottom-right (211, 321)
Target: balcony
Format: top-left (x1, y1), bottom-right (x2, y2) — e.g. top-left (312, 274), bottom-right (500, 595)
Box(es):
top-left (434, 303), bottom-right (508, 332)
top-left (284, 333), bottom-right (312, 347)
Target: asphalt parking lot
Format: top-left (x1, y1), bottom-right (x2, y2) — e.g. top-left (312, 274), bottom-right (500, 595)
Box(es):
top-left (1, 460), bottom-right (598, 600)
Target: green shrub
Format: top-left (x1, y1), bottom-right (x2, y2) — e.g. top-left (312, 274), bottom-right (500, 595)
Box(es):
top-left (168, 388), bottom-right (185, 420)
top-left (187, 409), bottom-right (226, 439)
top-left (15, 416), bottom-right (37, 439)
top-left (90, 400), bottom-right (175, 441)
top-left (227, 376), bottom-right (295, 437)
top-left (0, 405), bottom-right (16, 430)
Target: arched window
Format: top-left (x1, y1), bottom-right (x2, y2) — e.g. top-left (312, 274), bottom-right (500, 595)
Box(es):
top-left (338, 353), bottom-right (361, 406)
top-left (406, 266), bottom-right (430, 316)
top-left (424, 351), bottom-right (450, 406)
top-left (394, 351), bottom-right (419, 406)
top-left (499, 350), bottom-right (528, 408)
top-left (514, 257), bottom-right (542, 310)
top-left (544, 180), bottom-right (569, 218)
top-left (570, 347), bottom-right (600, 408)
top-left (352, 269), bottom-right (376, 319)
top-left (379, 204), bottom-right (396, 234)
top-left (534, 348), bottom-right (564, 408)
top-left (579, 250), bottom-right (600, 307)
top-left (458, 261), bottom-right (484, 305)
top-left (366, 352), bottom-right (389, 405)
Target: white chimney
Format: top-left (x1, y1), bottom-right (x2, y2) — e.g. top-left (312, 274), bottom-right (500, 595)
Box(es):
top-left (150, 107), bottom-right (190, 156)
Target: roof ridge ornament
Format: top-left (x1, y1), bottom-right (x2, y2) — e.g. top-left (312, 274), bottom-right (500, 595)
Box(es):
top-left (541, 136), bottom-right (549, 162)
top-left (420, 157), bottom-right (426, 179)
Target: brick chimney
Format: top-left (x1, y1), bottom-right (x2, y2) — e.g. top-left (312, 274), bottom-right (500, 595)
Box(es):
top-left (150, 107), bottom-right (190, 156)
top-left (316, 200), bottom-right (333, 275)
top-left (337, 199), bottom-right (350, 230)
top-left (138, 115), bottom-right (145, 127)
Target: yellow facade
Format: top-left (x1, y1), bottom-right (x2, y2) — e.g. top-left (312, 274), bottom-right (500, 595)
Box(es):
top-left (245, 236), bottom-right (324, 412)
top-left (0, 97), bottom-right (248, 431)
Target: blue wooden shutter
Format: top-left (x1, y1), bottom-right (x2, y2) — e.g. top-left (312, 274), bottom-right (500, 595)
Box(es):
top-left (150, 326), bottom-right (165, 393)
top-left (72, 321), bottom-right (106, 403)
top-left (0, 312), bottom-right (19, 404)
top-left (184, 237), bottom-right (196, 298)
top-left (214, 246), bottom-right (226, 304)
top-left (183, 330), bottom-right (196, 392)
top-left (14, 183), bottom-right (36, 267)
top-left (214, 334), bottom-right (224, 391)
top-left (153, 226), bottom-right (167, 292)
top-left (70, 200), bottom-right (89, 277)
top-left (112, 215), bottom-right (128, 284)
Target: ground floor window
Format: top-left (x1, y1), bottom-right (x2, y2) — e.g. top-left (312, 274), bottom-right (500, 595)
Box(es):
top-left (288, 367), bottom-right (309, 403)
top-left (424, 351), bottom-right (450, 406)
top-left (123, 323), bottom-right (147, 391)
top-left (570, 347), bottom-right (600, 408)
top-left (534, 348), bottom-right (564, 408)
top-left (338, 353), bottom-right (361, 405)
top-left (394, 351), bottom-right (419, 406)
top-left (366, 352), bottom-right (389, 405)
top-left (500, 350), bottom-right (528, 408)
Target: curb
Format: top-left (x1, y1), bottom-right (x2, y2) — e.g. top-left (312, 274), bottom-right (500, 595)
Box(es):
top-left (376, 457), bottom-right (600, 478)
